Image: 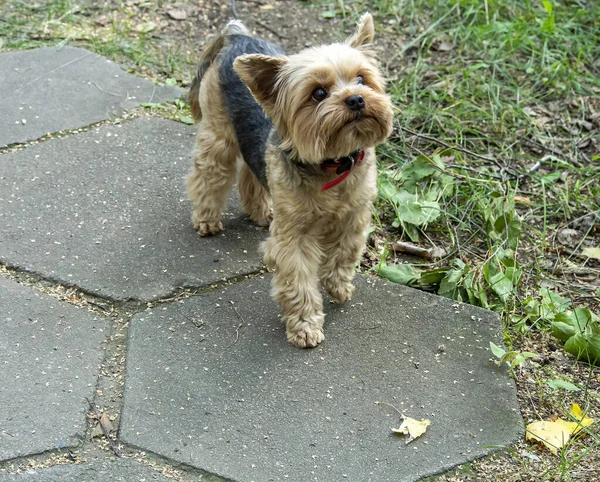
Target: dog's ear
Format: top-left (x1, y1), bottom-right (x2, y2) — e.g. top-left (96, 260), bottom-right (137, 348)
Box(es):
top-left (346, 13), bottom-right (375, 48)
top-left (233, 54), bottom-right (288, 112)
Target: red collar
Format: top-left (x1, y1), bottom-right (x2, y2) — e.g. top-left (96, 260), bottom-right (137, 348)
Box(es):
top-left (320, 149), bottom-right (365, 191)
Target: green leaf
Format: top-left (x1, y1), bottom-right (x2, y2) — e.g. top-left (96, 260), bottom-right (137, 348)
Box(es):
top-left (489, 342), bottom-right (506, 359)
top-left (179, 115), bottom-right (195, 125)
top-left (403, 223), bottom-right (421, 242)
top-left (378, 180), bottom-right (399, 200)
top-left (540, 288), bottom-right (571, 316)
top-left (400, 156), bottom-right (438, 182)
top-left (431, 154), bottom-right (445, 170)
top-left (418, 268), bottom-right (448, 289)
top-left (562, 332), bottom-right (600, 365)
top-left (541, 0), bottom-right (555, 34)
top-left (551, 321), bottom-right (578, 341)
top-left (438, 269), bottom-right (463, 295)
top-left (564, 333), bottom-right (590, 360)
top-left (541, 171), bottom-right (561, 182)
top-left (165, 77), bottom-right (177, 86)
top-left (393, 191), bottom-right (441, 226)
top-left (556, 308), bottom-right (599, 334)
top-left (494, 216), bottom-right (521, 249)
top-left (378, 264), bottom-right (421, 286)
top-left (489, 272), bottom-right (514, 303)
top-left (321, 10), bottom-right (336, 18)
top-left (547, 379), bottom-right (581, 391)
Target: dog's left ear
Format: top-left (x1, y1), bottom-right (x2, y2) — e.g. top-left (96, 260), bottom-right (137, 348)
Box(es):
top-left (346, 13), bottom-right (375, 48)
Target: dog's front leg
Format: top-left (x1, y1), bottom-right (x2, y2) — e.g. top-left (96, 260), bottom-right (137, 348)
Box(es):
top-left (263, 228), bottom-right (324, 348)
top-left (319, 205), bottom-right (372, 303)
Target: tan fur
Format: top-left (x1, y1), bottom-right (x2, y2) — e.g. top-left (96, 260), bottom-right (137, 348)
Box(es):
top-left (186, 66), bottom-right (239, 235)
top-left (239, 163), bottom-right (273, 226)
top-left (186, 13), bottom-right (393, 348)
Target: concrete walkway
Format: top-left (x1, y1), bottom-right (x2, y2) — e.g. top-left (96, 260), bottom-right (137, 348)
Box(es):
top-left (0, 47), bottom-right (522, 482)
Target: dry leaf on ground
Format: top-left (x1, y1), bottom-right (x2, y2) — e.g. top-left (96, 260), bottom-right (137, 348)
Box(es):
top-left (582, 247), bottom-right (600, 260)
top-left (166, 9), bottom-right (187, 20)
top-left (91, 412), bottom-right (115, 438)
top-left (514, 195), bottom-right (533, 205)
top-left (525, 403), bottom-right (594, 455)
top-left (392, 415), bottom-right (431, 444)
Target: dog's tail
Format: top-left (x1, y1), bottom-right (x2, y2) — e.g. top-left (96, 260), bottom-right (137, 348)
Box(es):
top-left (188, 20), bottom-right (251, 122)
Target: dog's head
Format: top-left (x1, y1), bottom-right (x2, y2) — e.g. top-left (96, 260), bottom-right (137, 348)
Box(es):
top-left (233, 13), bottom-right (394, 163)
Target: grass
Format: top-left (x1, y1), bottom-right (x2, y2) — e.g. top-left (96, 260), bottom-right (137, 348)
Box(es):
top-left (0, 0), bottom-right (196, 82)
top-left (318, 0), bottom-right (599, 479)
top-left (354, 0), bottom-right (600, 479)
top-left (1, 0), bottom-right (599, 479)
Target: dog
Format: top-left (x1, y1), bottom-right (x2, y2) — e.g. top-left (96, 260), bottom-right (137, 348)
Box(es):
top-left (186, 13), bottom-right (393, 348)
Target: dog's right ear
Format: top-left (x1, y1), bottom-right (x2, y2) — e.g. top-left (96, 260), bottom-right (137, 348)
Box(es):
top-left (233, 54), bottom-right (288, 113)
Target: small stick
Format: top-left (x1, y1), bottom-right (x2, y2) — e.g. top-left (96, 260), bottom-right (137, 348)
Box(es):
top-left (255, 20), bottom-right (289, 39)
top-left (376, 401), bottom-right (404, 417)
top-left (91, 81), bottom-right (121, 97)
top-left (231, 302), bottom-right (245, 343)
top-left (15, 52), bottom-right (94, 93)
top-left (231, 0), bottom-right (240, 19)
top-left (400, 126), bottom-right (502, 167)
top-left (390, 241), bottom-right (439, 260)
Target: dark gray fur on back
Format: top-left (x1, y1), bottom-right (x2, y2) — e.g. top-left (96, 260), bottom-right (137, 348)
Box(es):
top-left (219, 35), bottom-right (285, 188)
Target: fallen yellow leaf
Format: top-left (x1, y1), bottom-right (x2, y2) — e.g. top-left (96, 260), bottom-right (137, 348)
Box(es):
top-left (526, 403), bottom-right (594, 455)
top-left (582, 247), bottom-right (600, 260)
top-left (526, 421), bottom-right (570, 455)
top-left (392, 415), bottom-right (431, 444)
top-left (568, 403), bottom-right (594, 434)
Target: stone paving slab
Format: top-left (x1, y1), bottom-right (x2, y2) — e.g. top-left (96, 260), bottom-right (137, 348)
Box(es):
top-left (0, 117), bottom-right (266, 302)
top-left (120, 274), bottom-right (522, 482)
top-left (0, 278), bottom-right (108, 461)
top-left (0, 459), bottom-right (169, 482)
top-left (0, 47), bottom-right (182, 147)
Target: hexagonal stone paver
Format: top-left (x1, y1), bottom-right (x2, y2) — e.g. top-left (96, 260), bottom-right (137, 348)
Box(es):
top-left (0, 459), bottom-right (169, 481)
top-left (120, 274), bottom-right (522, 482)
top-left (0, 46), bottom-right (182, 147)
top-left (0, 117), bottom-right (266, 302)
top-left (0, 278), bottom-right (108, 461)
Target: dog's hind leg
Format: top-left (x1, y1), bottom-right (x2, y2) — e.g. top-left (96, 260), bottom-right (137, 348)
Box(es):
top-left (239, 163), bottom-right (272, 227)
top-left (186, 125), bottom-right (238, 236)
top-left (186, 67), bottom-right (239, 236)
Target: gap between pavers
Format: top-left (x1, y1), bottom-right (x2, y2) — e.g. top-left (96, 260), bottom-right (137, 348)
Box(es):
top-left (120, 274), bottom-right (523, 482)
top-left (0, 116), bottom-right (266, 302)
top-left (0, 458), bottom-right (169, 482)
top-left (0, 278), bottom-right (108, 461)
top-left (0, 46), bottom-right (182, 148)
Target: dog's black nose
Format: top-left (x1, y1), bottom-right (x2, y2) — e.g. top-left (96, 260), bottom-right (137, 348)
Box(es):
top-left (345, 94), bottom-right (365, 111)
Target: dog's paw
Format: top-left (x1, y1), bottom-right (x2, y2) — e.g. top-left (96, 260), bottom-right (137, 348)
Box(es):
top-left (287, 326), bottom-right (324, 348)
top-left (324, 281), bottom-right (355, 304)
top-left (193, 219), bottom-right (223, 236)
top-left (250, 207), bottom-right (273, 227)
top-left (286, 313), bottom-right (325, 348)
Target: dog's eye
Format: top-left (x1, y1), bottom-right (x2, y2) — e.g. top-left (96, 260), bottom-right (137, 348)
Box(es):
top-left (357, 75), bottom-right (364, 85)
top-left (312, 87), bottom-right (328, 102)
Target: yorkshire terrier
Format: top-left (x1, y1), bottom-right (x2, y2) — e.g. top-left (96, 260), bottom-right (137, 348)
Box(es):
top-left (186, 14), bottom-right (393, 348)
